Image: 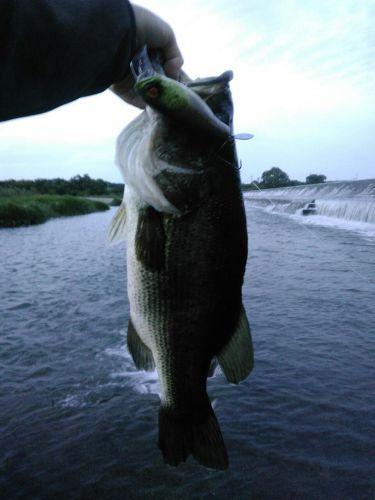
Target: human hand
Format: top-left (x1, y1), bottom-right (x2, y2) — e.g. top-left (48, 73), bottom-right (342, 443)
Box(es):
top-left (111, 3), bottom-right (184, 108)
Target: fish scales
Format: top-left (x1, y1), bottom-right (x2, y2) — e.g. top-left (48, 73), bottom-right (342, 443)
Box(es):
top-left (112, 69), bottom-right (254, 469)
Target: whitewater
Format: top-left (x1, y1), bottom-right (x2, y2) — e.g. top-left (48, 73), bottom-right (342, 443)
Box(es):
top-left (245, 178), bottom-right (375, 224)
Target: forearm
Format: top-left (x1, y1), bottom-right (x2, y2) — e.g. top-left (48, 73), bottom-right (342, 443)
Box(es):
top-left (0, 0), bottom-right (136, 121)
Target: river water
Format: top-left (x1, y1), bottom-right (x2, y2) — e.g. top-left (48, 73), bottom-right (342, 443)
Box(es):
top-left (1, 195), bottom-right (374, 499)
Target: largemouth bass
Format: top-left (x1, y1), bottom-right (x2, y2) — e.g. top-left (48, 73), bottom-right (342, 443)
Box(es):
top-left (110, 68), bottom-right (254, 470)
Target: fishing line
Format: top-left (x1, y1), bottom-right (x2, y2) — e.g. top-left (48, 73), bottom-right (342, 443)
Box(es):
top-left (213, 133), bottom-right (253, 170)
top-left (250, 181), bottom-right (276, 209)
top-left (246, 181), bottom-right (374, 286)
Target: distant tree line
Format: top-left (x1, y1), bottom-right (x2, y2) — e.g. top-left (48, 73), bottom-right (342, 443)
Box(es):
top-left (242, 167), bottom-right (327, 190)
top-left (1, 170), bottom-right (327, 197)
top-left (0, 174), bottom-right (124, 197)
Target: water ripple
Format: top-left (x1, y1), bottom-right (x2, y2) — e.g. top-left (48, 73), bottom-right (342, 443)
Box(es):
top-left (0, 207), bottom-right (374, 499)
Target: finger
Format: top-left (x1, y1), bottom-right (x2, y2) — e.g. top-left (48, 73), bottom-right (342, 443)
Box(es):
top-left (111, 79), bottom-right (145, 109)
top-left (134, 5), bottom-right (183, 80)
top-left (162, 33), bottom-right (184, 80)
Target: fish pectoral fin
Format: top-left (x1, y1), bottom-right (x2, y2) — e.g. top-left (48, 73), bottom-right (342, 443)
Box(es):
top-left (208, 358), bottom-right (218, 377)
top-left (217, 305), bottom-right (254, 384)
top-left (127, 319), bottom-right (155, 371)
top-left (107, 202), bottom-right (126, 244)
top-left (135, 206), bottom-right (165, 271)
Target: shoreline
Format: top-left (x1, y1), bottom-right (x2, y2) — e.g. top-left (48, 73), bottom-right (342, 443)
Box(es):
top-left (0, 195), bottom-right (110, 228)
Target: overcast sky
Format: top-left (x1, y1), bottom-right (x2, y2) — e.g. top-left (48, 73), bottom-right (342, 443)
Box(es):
top-left (0, 0), bottom-right (374, 183)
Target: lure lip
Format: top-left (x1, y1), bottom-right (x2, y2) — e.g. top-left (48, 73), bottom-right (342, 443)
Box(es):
top-left (130, 46), bottom-right (156, 81)
top-left (130, 46), bottom-right (165, 82)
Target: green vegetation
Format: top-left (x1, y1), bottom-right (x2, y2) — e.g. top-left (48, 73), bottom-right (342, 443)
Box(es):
top-left (0, 195), bottom-right (109, 228)
top-left (0, 175), bottom-right (122, 228)
top-left (306, 174), bottom-right (326, 184)
top-left (242, 167), bottom-right (327, 191)
top-left (110, 197), bottom-right (122, 206)
top-left (260, 167), bottom-right (291, 189)
top-left (0, 174), bottom-right (123, 198)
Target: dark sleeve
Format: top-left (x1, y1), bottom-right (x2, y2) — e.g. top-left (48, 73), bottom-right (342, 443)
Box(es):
top-left (0, 0), bottom-right (136, 121)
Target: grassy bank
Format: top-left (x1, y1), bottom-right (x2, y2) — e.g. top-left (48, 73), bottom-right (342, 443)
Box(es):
top-left (0, 195), bottom-right (110, 228)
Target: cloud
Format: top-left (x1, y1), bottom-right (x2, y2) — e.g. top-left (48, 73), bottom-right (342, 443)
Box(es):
top-left (0, 0), bottom-right (374, 182)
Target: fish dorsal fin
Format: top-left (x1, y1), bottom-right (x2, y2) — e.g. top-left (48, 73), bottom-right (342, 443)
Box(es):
top-left (107, 202), bottom-right (127, 244)
top-left (135, 206), bottom-right (165, 271)
top-left (217, 305), bottom-right (254, 384)
top-left (127, 318), bottom-right (155, 371)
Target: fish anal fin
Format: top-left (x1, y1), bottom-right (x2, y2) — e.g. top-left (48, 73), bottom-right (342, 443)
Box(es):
top-left (135, 206), bottom-right (165, 271)
top-left (127, 319), bottom-right (155, 371)
top-left (107, 202), bottom-right (126, 244)
top-left (217, 305), bottom-right (254, 384)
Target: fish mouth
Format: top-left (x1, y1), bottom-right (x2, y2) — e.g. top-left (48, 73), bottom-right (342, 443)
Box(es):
top-left (131, 46), bottom-right (233, 141)
top-left (187, 70), bottom-right (234, 88)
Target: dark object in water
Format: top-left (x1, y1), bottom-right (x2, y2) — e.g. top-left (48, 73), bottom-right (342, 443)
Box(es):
top-left (302, 199), bottom-right (317, 216)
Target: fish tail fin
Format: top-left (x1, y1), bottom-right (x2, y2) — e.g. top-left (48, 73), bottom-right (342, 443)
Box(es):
top-left (191, 403), bottom-right (228, 470)
top-left (158, 401), bottom-right (228, 470)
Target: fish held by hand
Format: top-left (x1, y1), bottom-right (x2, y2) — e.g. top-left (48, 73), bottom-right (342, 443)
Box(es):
top-left (110, 68), bottom-right (254, 470)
